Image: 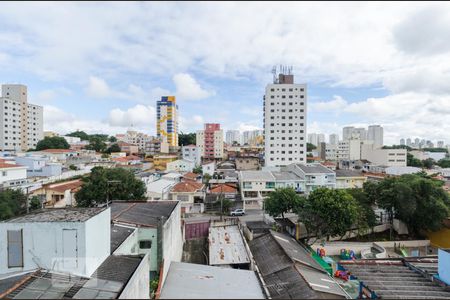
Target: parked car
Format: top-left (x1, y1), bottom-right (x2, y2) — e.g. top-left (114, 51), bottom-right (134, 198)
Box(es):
top-left (230, 208), bottom-right (245, 216)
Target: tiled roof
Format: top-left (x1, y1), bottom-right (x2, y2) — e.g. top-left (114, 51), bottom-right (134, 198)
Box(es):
top-left (210, 183), bottom-right (237, 193)
top-left (0, 162), bottom-right (25, 169)
top-left (46, 179), bottom-right (83, 193)
top-left (41, 149), bottom-right (75, 153)
top-left (183, 172), bottom-right (199, 180)
top-left (171, 181), bottom-right (204, 193)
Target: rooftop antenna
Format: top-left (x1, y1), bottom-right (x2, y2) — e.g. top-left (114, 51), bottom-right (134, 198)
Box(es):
top-left (271, 66), bottom-right (277, 84)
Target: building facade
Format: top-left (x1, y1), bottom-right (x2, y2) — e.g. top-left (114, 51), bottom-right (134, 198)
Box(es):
top-left (225, 130), bottom-right (241, 145)
top-left (181, 145), bottom-right (200, 166)
top-left (367, 125), bottom-right (384, 148)
top-left (264, 71), bottom-right (307, 167)
top-left (329, 133), bottom-right (339, 145)
top-left (196, 123), bottom-right (224, 160)
top-left (0, 84), bottom-right (44, 152)
top-left (156, 96), bottom-right (178, 148)
top-left (116, 130), bottom-right (153, 153)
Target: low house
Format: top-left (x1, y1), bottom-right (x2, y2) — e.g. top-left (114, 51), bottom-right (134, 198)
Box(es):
top-left (159, 262), bottom-right (265, 299)
top-left (112, 155), bottom-right (142, 167)
top-left (235, 157), bottom-right (260, 171)
top-left (35, 149), bottom-right (79, 164)
top-left (170, 181), bottom-right (205, 213)
top-left (15, 155), bottom-right (62, 178)
top-left (31, 179), bottom-right (83, 207)
top-left (249, 230), bottom-right (349, 299)
top-left (0, 161), bottom-right (27, 187)
top-left (166, 159), bottom-right (195, 173)
top-left (117, 142), bottom-right (139, 156)
top-left (202, 161), bottom-right (215, 176)
top-left (0, 207), bottom-right (110, 277)
top-left (335, 169), bottom-right (367, 189)
top-left (146, 179), bottom-right (176, 201)
top-left (384, 166), bottom-right (422, 176)
top-left (110, 201), bottom-right (183, 284)
top-left (239, 170), bottom-right (276, 209)
top-left (182, 172), bottom-right (202, 182)
top-left (181, 145), bottom-right (200, 166)
top-left (208, 183), bottom-right (239, 201)
top-left (285, 163), bottom-right (336, 194)
top-left (153, 155), bottom-right (178, 171)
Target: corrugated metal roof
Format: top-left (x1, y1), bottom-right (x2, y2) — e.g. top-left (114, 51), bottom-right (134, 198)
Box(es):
top-left (110, 225), bottom-right (135, 254)
top-left (111, 201), bottom-right (178, 227)
top-left (294, 164), bottom-right (334, 174)
top-left (240, 170), bottom-right (275, 181)
top-left (4, 207), bottom-right (106, 223)
top-left (208, 225), bottom-right (250, 266)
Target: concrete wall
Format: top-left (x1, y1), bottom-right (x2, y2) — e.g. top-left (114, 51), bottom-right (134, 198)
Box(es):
top-left (161, 202), bottom-right (183, 284)
top-left (0, 166), bottom-right (27, 184)
top-left (84, 208), bottom-right (111, 276)
top-left (438, 249), bottom-right (450, 286)
top-left (119, 253), bottom-right (150, 299)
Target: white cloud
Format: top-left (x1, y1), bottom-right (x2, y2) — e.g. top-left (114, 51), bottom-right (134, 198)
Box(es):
top-left (108, 104), bottom-right (156, 128)
top-left (86, 76), bottom-right (112, 98)
top-left (173, 73), bottom-right (214, 100)
top-left (310, 96), bottom-right (348, 112)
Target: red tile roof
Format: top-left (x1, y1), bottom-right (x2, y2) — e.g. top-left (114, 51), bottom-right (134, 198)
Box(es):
top-left (210, 183), bottom-right (238, 194)
top-left (171, 181), bottom-right (204, 193)
top-left (183, 172), bottom-right (199, 180)
top-left (46, 179), bottom-right (83, 193)
top-left (0, 162), bottom-right (25, 169)
top-left (41, 149), bottom-right (75, 153)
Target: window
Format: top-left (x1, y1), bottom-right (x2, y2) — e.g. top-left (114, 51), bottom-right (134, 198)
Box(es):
top-left (2, 171), bottom-right (6, 176)
top-left (139, 240), bottom-right (152, 249)
top-left (7, 229), bottom-right (23, 268)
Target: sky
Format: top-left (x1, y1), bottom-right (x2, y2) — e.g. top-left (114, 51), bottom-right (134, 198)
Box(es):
top-left (1, 2), bottom-right (450, 145)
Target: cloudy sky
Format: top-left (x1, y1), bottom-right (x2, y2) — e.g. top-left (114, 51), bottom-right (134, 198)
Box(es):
top-left (1, 2), bottom-right (450, 145)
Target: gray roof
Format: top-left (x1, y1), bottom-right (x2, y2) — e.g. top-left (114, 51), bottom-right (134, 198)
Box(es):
top-left (110, 225), bottom-right (135, 254)
top-left (341, 258), bottom-right (450, 299)
top-left (335, 169), bottom-right (364, 178)
top-left (271, 171), bottom-right (302, 181)
top-left (159, 261), bottom-right (265, 299)
top-left (91, 255), bottom-right (142, 284)
top-left (3, 208), bottom-right (106, 223)
top-left (209, 225), bottom-right (250, 265)
top-left (240, 170), bottom-right (275, 181)
top-left (111, 201), bottom-right (178, 227)
top-left (294, 163), bottom-right (334, 174)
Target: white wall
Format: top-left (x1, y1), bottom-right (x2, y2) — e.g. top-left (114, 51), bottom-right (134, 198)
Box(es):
top-left (0, 166), bottom-right (27, 184)
top-left (84, 208), bottom-right (111, 276)
top-left (161, 202), bottom-right (182, 285)
top-left (119, 253), bottom-right (150, 299)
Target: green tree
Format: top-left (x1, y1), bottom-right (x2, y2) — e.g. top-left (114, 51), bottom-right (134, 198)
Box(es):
top-left (423, 147), bottom-right (448, 153)
top-left (297, 188), bottom-right (359, 242)
top-left (66, 130), bottom-right (90, 141)
top-left (422, 158), bottom-right (435, 169)
top-left (438, 159), bottom-right (450, 168)
top-left (35, 136), bottom-right (70, 151)
top-left (69, 164), bottom-right (78, 171)
top-left (76, 167), bottom-right (146, 207)
top-left (178, 132), bottom-right (196, 146)
top-left (29, 196), bottom-right (42, 211)
top-left (105, 143), bottom-right (121, 154)
top-left (193, 166), bottom-right (202, 174)
top-left (89, 134), bottom-right (109, 142)
top-left (0, 189), bottom-right (28, 220)
top-left (407, 153), bottom-right (423, 167)
top-left (85, 137), bottom-right (107, 152)
top-left (382, 145), bottom-right (413, 151)
top-left (307, 143), bottom-right (317, 152)
top-left (346, 188), bottom-right (377, 228)
top-left (109, 136), bottom-right (118, 143)
top-left (265, 187), bottom-right (304, 219)
top-left (215, 197), bottom-right (233, 215)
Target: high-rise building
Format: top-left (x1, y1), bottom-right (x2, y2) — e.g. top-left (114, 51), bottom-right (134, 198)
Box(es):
top-left (242, 130), bottom-right (263, 146)
top-left (116, 129), bottom-right (153, 153)
top-left (317, 133), bottom-right (325, 145)
top-left (406, 138), bottom-right (412, 147)
top-left (308, 133), bottom-right (318, 146)
top-left (264, 68), bottom-right (307, 167)
top-left (0, 84), bottom-right (43, 151)
top-left (438, 141), bottom-right (444, 148)
top-left (329, 133), bottom-right (339, 145)
top-left (225, 130), bottom-right (241, 145)
top-left (342, 126), bottom-right (354, 141)
top-left (400, 138), bottom-right (405, 146)
top-left (156, 96), bottom-right (178, 148)
top-left (367, 125), bottom-right (383, 148)
top-left (343, 126), bottom-right (367, 141)
top-left (196, 123), bottom-right (224, 160)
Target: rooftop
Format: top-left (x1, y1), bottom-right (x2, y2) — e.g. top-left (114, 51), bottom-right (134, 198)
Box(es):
top-left (335, 169), bottom-right (365, 178)
top-left (3, 207), bottom-right (106, 223)
top-left (45, 179), bottom-right (83, 193)
top-left (294, 163), bottom-right (334, 174)
top-left (209, 183), bottom-right (238, 194)
top-left (0, 162), bottom-right (25, 169)
top-left (111, 201), bottom-right (178, 227)
top-left (239, 170), bottom-right (275, 181)
top-left (40, 149), bottom-right (76, 153)
top-left (209, 224), bottom-right (250, 266)
top-left (183, 172), bottom-right (200, 180)
top-left (171, 181), bottom-right (204, 193)
top-left (110, 225), bottom-right (135, 254)
top-left (160, 261), bottom-right (265, 299)
top-left (271, 171), bottom-right (302, 181)
top-left (146, 179), bottom-right (176, 193)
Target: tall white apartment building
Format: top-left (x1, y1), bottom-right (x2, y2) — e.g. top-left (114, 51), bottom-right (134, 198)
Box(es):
top-left (343, 126), bottom-right (367, 140)
top-left (307, 133), bottom-right (324, 147)
top-left (329, 133), bottom-right (339, 145)
top-left (0, 84), bottom-right (43, 152)
top-left (264, 69), bottom-right (307, 167)
top-left (242, 130), bottom-right (263, 146)
top-left (367, 125), bottom-right (383, 148)
top-left (225, 130), bottom-right (241, 145)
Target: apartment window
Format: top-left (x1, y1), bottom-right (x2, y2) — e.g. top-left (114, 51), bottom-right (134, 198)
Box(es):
top-left (300, 88), bottom-right (304, 92)
top-left (139, 240), bottom-right (152, 249)
top-left (7, 229), bottom-right (23, 268)
top-left (2, 171), bottom-right (6, 176)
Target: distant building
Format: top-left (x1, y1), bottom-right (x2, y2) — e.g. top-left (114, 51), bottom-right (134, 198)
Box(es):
top-left (329, 133), bottom-right (339, 145)
top-left (400, 138), bottom-right (405, 146)
top-left (225, 130), bottom-right (241, 145)
top-left (0, 84), bottom-right (44, 151)
top-left (367, 125), bottom-right (383, 148)
top-left (15, 154), bottom-right (62, 177)
top-left (335, 169), bottom-right (367, 189)
top-left (153, 155), bottom-right (178, 171)
top-left (181, 145), bottom-right (200, 166)
top-left (438, 141), bottom-right (445, 148)
top-left (264, 68), bottom-right (307, 167)
top-left (116, 130), bottom-right (153, 153)
top-left (166, 159), bottom-right (195, 173)
top-left (361, 145), bottom-right (407, 167)
top-left (145, 138), bottom-right (161, 155)
top-left (117, 141), bottom-right (139, 156)
top-left (0, 160), bottom-right (27, 186)
top-left (196, 123), bottom-right (224, 160)
top-left (157, 96), bottom-right (178, 148)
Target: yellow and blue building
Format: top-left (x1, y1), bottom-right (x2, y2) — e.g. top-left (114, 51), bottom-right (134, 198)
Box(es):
top-left (156, 96), bottom-right (178, 147)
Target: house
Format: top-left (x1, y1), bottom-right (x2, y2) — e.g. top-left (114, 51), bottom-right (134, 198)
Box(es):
top-left (285, 163), bottom-right (336, 194)
top-left (270, 170), bottom-right (305, 192)
top-left (249, 230), bottom-right (349, 299)
top-left (0, 161), bottom-right (27, 187)
top-left (112, 155), bottom-right (142, 167)
top-left (145, 179), bottom-right (176, 201)
top-left (182, 172), bottom-right (201, 182)
top-left (202, 161), bottom-right (215, 176)
top-left (153, 155), bottom-right (178, 171)
top-left (15, 155), bottom-right (62, 177)
top-left (161, 172), bottom-right (182, 182)
top-left (159, 262), bottom-right (265, 299)
top-left (385, 166), bottom-right (422, 176)
top-left (31, 179), bottom-right (83, 207)
top-left (170, 181), bottom-right (205, 213)
top-left (239, 170), bottom-right (276, 209)
top-left (335, 169), bottom-right (367, 189)
top-left (209, 183), bottom-right (239, 200)
top-left (181, 145), bottom-right (200, 166)
top-left (235, 157), bottom-right (261, 171)
top-left (35, 149), bottom-right (79, 163)
top-left (117, 142), bottom-right (139, 156)
top-left (110, 201), bottom-right (183, 284)
top-left (0, 207), bottom-right (110, 277)
top-left (166, 159), bottom-right (195, 173)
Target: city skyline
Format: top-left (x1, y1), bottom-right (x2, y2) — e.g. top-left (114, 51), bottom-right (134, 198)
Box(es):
top-left (1, 3), bottom-right (450, 145)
